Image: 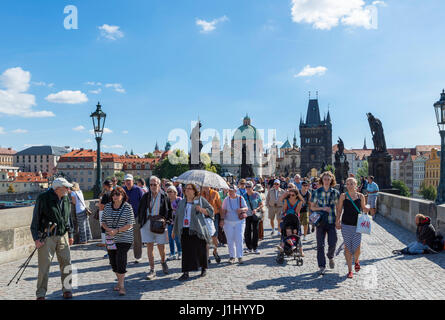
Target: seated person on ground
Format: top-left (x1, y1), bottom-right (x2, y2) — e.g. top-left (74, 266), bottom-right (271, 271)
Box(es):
top-left (393, 214), bottom-right (438, 255)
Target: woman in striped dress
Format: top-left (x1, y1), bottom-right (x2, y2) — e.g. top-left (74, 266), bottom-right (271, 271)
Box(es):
top-left (336, 177), bottom-right (370, 279)
top-left (101, 186), bottom-right (135, 296)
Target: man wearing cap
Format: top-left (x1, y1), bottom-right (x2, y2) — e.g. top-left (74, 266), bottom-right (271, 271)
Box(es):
top-left (30, 178), bottom-right (75, 300)
top-left (266, 179), bottom-right (286, 236)
top-left (123, 174), bottom-right (145, 263)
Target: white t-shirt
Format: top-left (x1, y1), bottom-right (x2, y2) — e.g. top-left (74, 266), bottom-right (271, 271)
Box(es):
top-left (72, 191), bottom-right (86, 214)
top-left (183, 202), bottom-right (193, 227)
top-left (222, 196), bottom-right (247, 222)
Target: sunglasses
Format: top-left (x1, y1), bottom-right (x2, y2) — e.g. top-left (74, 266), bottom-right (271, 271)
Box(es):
top-left (246, 186), bottom-right (252, 188)
top-left (150, 184), bottom-right (158, 186)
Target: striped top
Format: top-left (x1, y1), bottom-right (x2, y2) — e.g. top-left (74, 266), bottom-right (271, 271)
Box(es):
top-left (101, 202), bottom-right (135, 244)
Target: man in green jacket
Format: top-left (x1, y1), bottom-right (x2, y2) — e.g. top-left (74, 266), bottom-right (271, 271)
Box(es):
top-left (30, 178), bottom-right (75, 300)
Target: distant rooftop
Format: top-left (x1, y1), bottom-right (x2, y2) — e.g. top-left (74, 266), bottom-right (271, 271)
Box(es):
top-left (16, 146), bottom-right (69, 156)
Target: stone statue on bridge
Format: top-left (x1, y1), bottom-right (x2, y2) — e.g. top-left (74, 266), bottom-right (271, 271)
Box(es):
top-left (334, 137), bottom-right (349, 192)
top-left (367, 113), bottom-right (387, 153)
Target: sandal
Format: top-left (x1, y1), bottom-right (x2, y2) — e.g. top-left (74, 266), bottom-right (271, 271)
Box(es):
top-left (119, 288), bottom-right (126, 296)
top-left (354, 261), bottom-right (360, 272)
top-left (347, 271), bottom-right (353, 279)
top-left (213, 250), bottom-right (221, 264)
top-left (113, 285), bottom-right (120, 291)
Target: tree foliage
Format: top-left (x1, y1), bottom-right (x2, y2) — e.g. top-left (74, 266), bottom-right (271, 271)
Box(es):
top-left (420, 182), bottom-right (437, 201)
top-left (153, 149), bottom-right (190, 179)
top-left (392, 180), bottom-right (411, 197)
top-left (356, 160), bottom-right (369, 181)
top-left (7, 185), bottom-right (15, 193)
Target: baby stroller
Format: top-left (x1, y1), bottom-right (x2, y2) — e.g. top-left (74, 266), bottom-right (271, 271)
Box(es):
top-left (276, 214), bottom-right (304, 266)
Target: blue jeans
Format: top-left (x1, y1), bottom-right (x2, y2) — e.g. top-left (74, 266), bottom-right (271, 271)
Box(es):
top-left (167, 224), bottom-right (181, 255)
top-left (407, 241), bottom-right (428, 254)
top-left (316, 223), bottom-right (337, 268)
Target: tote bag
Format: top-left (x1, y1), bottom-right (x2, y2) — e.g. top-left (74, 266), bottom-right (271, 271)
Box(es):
top-left (346, 192), bottom-right (372, 235)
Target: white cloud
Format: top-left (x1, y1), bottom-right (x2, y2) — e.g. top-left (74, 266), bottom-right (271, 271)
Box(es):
top-left (196, 16), bottom-right (229, 33)
top-left (0, 67), bottom-right (55, 118)
top-left (85, 81), bottom-right (102, 86)
top-left (295, 65), bottom-right (327, 77)
top-left (89, 128), bottom-right (112, 135)
top-left (372, 1), bottom-right (387, 7)
top-left (103, 144), bottom-right (124, 149)
top-left (89, 88), bottom-right (102, 94)
top-left (291, 0), bottom-right (376, 30)
top-left (45, 90), bottom-right (88, 104)
top-left (98, 24), bottom-right (124, 40)
top-left (122, 130), bottom-right (129, 134)
top-left (0, 127), bottom-right (5, 134)
top-left (33, 81), bottom-right (54, 87)
top-left (84, 139), bottom-right (92, 143)
top-left (73, 125), bottom-right (85, 131)
top-left (12, 129), bottom-right (28, 134)
top-left (105, 83), bottom-right (125, 93)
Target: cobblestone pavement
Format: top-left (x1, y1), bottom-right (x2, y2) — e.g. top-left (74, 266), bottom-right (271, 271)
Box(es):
top-left (1, 212), bottom-right (444, 300)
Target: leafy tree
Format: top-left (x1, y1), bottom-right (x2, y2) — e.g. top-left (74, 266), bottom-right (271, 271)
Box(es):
top-left (420, 182), bottom-right (437, 201)
top-left (153, 149), bottom-right (189, 179)
top-left (7, 185), bottom-right (15, 193)
top-left (356, 160), bottom-right (369, 182)
top-left (144, 152), bottom-right (155, 158)
top-left (324, 164), bottom-right (335, 174)
top-left (106, 171), bottom-right (125, 185)
top-left (392, 180), bottom-right (411, 197)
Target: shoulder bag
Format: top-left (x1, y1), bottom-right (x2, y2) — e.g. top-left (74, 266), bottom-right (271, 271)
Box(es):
top-left (238, 196), bottom-right (247, 220)
top-left (346, 192), bottom-right (371, 235)
top-left (149, 193), bottom-right (166, 234)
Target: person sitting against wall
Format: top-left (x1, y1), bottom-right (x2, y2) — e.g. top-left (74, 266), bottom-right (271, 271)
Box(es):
top-left (393, 214), bottom-right (437, 255)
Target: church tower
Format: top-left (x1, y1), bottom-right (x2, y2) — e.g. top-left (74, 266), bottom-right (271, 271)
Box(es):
top-left (299, 93), bottom-right (332, 177)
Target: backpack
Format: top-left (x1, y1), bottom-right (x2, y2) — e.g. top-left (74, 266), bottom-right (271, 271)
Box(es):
top-left (431, 233), bottom-right (445, 253)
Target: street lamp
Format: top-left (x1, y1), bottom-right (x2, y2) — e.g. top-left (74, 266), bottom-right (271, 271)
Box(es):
top-left (434, 89), bottom-right (445, 204)
top-left (90, 102), bottom-right (107, 199)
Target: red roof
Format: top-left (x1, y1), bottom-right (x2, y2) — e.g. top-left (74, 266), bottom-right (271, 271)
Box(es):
top-left (8, 172), bottom-right (47, 183)
top-left (59, 149), bottom-right (121, 163)
top-left (0, 148), bottom-right (16, 155)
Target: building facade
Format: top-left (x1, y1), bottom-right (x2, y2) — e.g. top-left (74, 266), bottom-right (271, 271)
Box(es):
top-left (14, 146), bottom-right (69, 174)
top-left (424, 148), bottom-right (440, 189)
top-left (413, 154), bottom-right (428, 198)
top-left (57, 149), bottom-right (123, 190)
top-left (0, 148), bottom-right (16, 167)
top-left (0, 171), bottom-right (48, 194)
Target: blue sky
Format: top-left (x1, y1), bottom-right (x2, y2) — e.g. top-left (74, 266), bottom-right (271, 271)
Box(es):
top-left (0, 0), bottom-right (444, 155)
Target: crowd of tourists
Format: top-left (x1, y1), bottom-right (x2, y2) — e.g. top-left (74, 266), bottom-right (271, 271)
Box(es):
top-left (30, 169), bottom-right (443, 300)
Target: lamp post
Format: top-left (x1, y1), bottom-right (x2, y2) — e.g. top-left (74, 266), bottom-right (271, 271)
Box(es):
top-left (90, 102), bottom-right (107, 199)
top-left (434, 90), bottom-right (445, 204)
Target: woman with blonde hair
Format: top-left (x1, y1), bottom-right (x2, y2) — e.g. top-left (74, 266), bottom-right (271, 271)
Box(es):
top-left (336, 177), bottom-right (369, 278)
top-left (71, 182), bottom-right (92, 244)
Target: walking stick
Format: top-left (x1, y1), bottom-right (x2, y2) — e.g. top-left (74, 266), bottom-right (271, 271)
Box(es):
top-left (6, 223), bottom-right (56, 286)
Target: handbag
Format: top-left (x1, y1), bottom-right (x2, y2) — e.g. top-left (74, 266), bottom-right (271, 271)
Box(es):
top-left (148, 193), bottom-right (166, 234)
top-left (150, 215), bottom-right (167, 234)
top-left (309, 211), bottom-right (328, 228)
top-left (238, 196), bottom-right (247, 220)
top-left (346, 192), bottom-right (371, 235)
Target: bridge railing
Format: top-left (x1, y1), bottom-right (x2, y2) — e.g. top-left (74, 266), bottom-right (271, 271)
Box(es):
top-left (377, 192), bottom-right (445, 235)
top-left (0, 199), bottom-right (100, 265)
